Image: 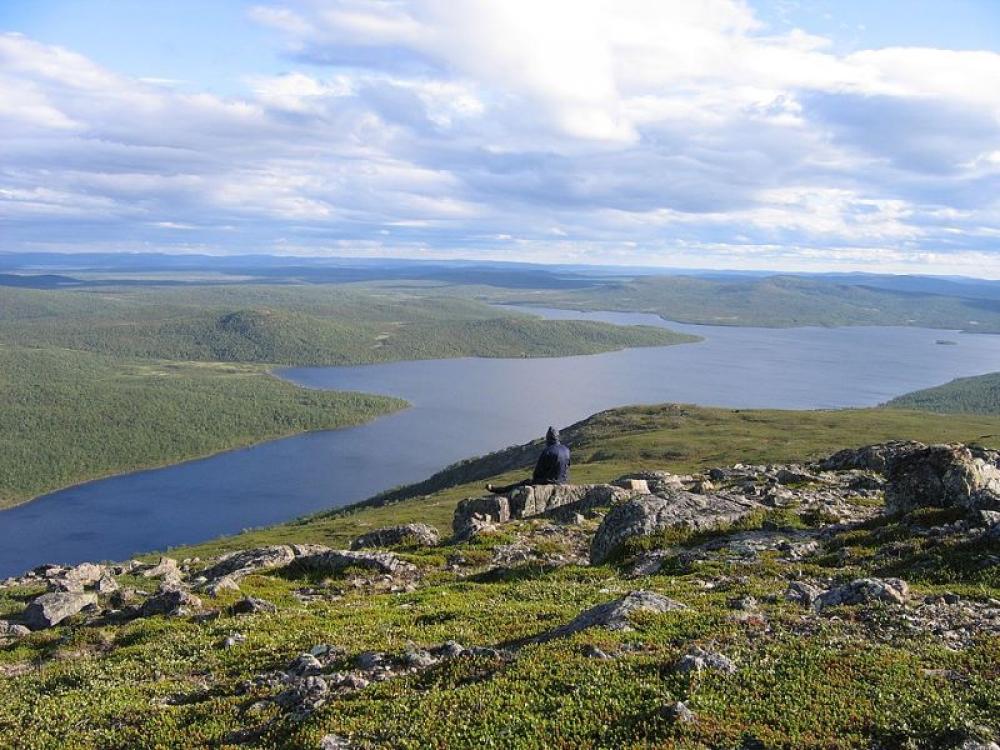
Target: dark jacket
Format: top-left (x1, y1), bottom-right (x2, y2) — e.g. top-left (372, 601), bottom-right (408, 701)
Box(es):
top-left (532, 439), bottom-right (570, 484)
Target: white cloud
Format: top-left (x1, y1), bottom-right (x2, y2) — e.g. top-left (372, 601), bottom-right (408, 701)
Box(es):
top-left (1, 2), bottom-right (999, 275)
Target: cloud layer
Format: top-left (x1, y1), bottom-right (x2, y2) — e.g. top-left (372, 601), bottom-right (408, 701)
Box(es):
top-left (2, 1), bottom-right (999, 273)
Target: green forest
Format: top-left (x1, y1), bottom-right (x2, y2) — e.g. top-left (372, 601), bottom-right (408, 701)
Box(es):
top-left (886, 371), bottom-right (1000, 415)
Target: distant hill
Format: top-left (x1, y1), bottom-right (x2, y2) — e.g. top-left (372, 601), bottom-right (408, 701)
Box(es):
top-left (885, 372), bottom-right (1000, 415)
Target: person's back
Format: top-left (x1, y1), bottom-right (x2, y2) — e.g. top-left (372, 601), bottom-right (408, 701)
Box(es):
top-left (532, 427), bottom-right (570, 484)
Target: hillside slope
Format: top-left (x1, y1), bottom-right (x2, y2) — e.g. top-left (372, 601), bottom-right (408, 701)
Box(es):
top-left (1, 405), bottom-right (999, 749)
top-left (886, 372), bottom-right (1000, 415)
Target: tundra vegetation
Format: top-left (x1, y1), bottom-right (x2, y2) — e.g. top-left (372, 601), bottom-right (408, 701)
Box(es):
top-left (0, 404), bottom-right (998, 749)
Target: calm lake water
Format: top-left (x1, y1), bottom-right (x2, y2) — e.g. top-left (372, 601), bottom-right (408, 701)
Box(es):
top-left (3, 307), bottom-right (1000, 577)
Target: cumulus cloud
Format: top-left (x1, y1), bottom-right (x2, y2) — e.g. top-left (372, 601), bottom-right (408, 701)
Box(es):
top-left (1, 1), bottom-right (999, 274)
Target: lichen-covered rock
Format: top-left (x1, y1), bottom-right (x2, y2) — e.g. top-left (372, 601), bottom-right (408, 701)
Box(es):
top-left (0, 620), bottom-right (31, 638)
top-left (452, 495), bottom-right (510, 541)
top-left (819, 441), bottom-right (926, 472)
top-left (676, 647), bottom-right (737, 674)
top-left (48, 562), bottom-right (105, 592)
top-left (200, 545), bottom-right (299, 582)
top-left (350, 523), bottom-right (440, 550)
top-left (292, 550), bottom-right (416, 577)
top-left (139, 587), bottom-right (202, 618)
top-left (508, 483), bottom-right (630, 519)
top-left (141, 557), bottom-right (181, 579)
top-left (815, 578), bottom-right (908, 610)
top-left (885, 444), bottom-right (1000, 514)
top-left (541, 590), bottom-right (686, 640)
top-left (785, 581), bottom-right (823, 607)
top-left (229, 597), bottom-right (277, 615)
top-left (590, 491), bottom-right (761, 564)
top-left (23, 592), bottom-right (98, 629)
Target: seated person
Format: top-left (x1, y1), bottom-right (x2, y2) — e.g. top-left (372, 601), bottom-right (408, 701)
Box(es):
top-left (487, 426), bottom-right (570, 494)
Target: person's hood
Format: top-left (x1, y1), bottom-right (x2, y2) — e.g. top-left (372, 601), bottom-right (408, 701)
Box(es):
top-left (545, 426), bottom-right (560, 445)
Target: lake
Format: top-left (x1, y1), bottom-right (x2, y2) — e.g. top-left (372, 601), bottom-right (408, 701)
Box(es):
top-left (3, 307), bottom-right (1000, 577)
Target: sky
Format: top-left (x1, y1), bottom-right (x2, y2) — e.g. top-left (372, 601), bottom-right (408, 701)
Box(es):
top-left (1, 1), bottom-right (999, 275)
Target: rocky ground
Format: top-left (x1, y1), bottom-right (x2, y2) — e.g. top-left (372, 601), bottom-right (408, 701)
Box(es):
top-left (1, 441), bottom-right (998, 749)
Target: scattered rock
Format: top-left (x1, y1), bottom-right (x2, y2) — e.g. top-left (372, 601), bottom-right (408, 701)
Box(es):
top-left (590, 492), bottom-right (761, 564)
top-left (221, 632), bottom-right (246, 649)
top-left (319, 735), bottom-right (353, 750)
top-left (49, 562), bottom-right (104, 592)
top-left (815, 578), bottom-right (909, 611)
top-left (23, 592), bottom-right (98, 630)
top-left (199, 545), bottom-right (298, 582)
top-left (676, 646), bottom-right (737, 674)
top-left (351, 523), bottom-right (440, 550)
top-left (541, 590), bottom-right (686, 640)
top-left (229, 597), bottom-right (277, 615)
top-left (582, 644), bottom-right (613, 659)
top-left (141, 557), bottom-right (180, 580)
top-left (139, 587), bottom-right (202, 618)
top-left (287, 653), bottom-right (323, 676)
top-left (203, 575), bottom-right (241, 597)
top-left (0, 620), bottom-right (31, 638)
top-left (94, 574), bottom-right (119, 594)
top-left (660, 701), bottom-right (696, 723)
top-left (785, 581), bottom-right (823, 607)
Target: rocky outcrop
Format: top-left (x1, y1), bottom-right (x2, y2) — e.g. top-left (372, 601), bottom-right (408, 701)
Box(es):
top-left (350, 523), bottom-right (440, 550)
top-left (541, 590), bottom-right (686, 640)
top-left (23, 592), bottom-right (98, 630)
top-left (885, 444), bottom-right (1000, 515)
top-left (141, 557), bottom-right (181, 580)
top-left (589, 491), bottom-right (761, 564)
top-left (47, 562), bottom-right (105, 592)
top-left (452, 484), bottom-right (631, 540)
top-left (200, 546), bottom-right (297, 582)
top-left (139, 586), bottom-right (202, 618)
top-left (291, 549), bottom-right (416, 577)
top-left (818, 441), bottom-right (926, 472)
top-left (815, 578), bottom-right (909, 610)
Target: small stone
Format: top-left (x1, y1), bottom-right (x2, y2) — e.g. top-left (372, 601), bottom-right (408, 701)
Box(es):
top-left (0, 620), bottom-right (31, 638)
top-left (404, 648), bottom-right (436, 669)
top-left (582, 644), bottom-right (613, 660)
top-left (785, 581), bottom-right (822, 607)
top-left (95, 574), bottom-right (119, 594)
top-left (319, 735), bottom-right (353, 750)
top-left (141, 557), bottom-right (180, 579)
top-left (660, 701), bottom-right (696, 723)
top-left (221, 632), bottom-right (246, 649)
top-left (676, 647), bottom-right (737, 674)
top-left (203, 575), bottom-right (241, 597)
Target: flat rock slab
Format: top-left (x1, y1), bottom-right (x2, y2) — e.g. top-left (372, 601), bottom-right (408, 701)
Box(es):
top-left (540, 590), bottom-right (686, 641)
top-left (292, 550), bottom-right (416, 577)
top-left (351, 524), bottom-right (440, 550)
top-left (23, 592), bottom-right (98, 630)
top-left (590, 491), bottom-right (762, 564)
top-left (200, 544), bottom-right (330, 582)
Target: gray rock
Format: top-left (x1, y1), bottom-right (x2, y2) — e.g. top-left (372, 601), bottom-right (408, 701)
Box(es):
top-left (452, 495), bottom-right (511, 541)
top-left (676, 646), bottom-right (737, 674)
top-left (203, 575), bottom-right (241, 597)
top-left (287, 653), bottom-right (323, 676)
top-left (885, 444), bottom-right (1000, 514)
top-left (292, 549), bottom-right (416, 577)
top-left (590, 491), bottom-right (762, 564)
top-left (785, 581), bottom-right (823, 607)
top-left (275, 675), bottom-right (328, 715)
top-left (0, 620), bottom-right (31, 638)
top-left (351, 523), bottom-right (440, 550)
top-left (542, 590), bottom-right (686, 640)
top-left (95, 574), bottom-right (119, 595)
top-left (199, 545), bottom-right (298, 582)
top-left (660, 701), bottom-right (696, 723)
top-left (221, 632), bottom-right (246, 649)
top-left (49, 562), bottom-right (104, 592)
top-left (229, 597), bottom-right (277, 615)
top-left (141, 557), bottom-right (180, 579)
top-left (819, 441), bottom-right (926, 472)
top-left (139, 587), bottom-right (202, 618)
top-left (23, 592), bottom-right (98, 629)
top-left (815, 578), bottom-right (909, 610)
top-left (319, 735), bottom-right (353, 750)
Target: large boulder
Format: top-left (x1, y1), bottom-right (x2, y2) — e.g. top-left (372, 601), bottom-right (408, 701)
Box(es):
top-left (23, 592), bottom-right (98, 630)
top-left (541, 590), bottom-right (686, 640)
top-left (452, 495), bottom-right (511, 541)
top-left (819, 441), bottom-right (926, 473)
top-left (139, 587), bottom-right (202, 618)
top-left (351, 524), bottom-right (440, 550)
top-left (885, 444), bottom-right (1000, 515)
top-left (590, 491), bottom-right (761, 564)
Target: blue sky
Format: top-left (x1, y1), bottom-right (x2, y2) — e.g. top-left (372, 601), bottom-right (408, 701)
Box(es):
top-left (1, 0), bottom-right (999, 274)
